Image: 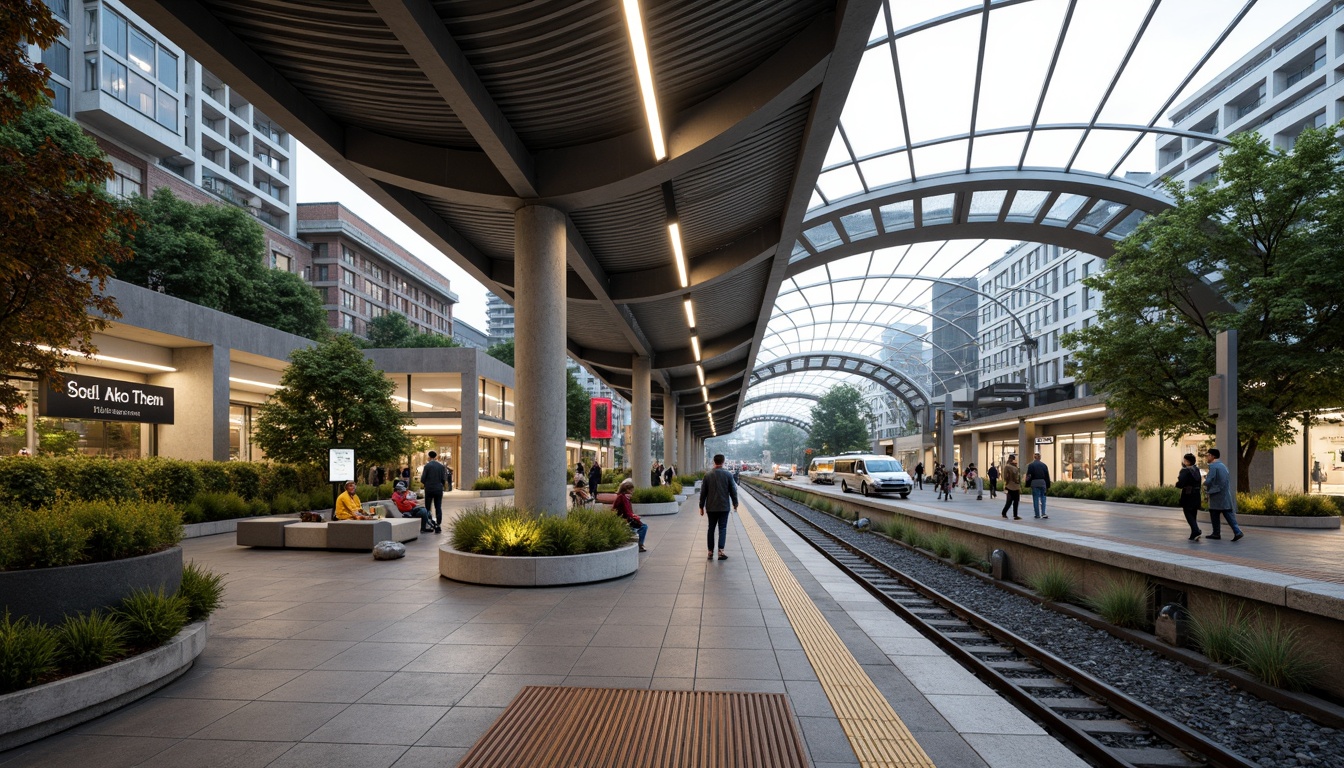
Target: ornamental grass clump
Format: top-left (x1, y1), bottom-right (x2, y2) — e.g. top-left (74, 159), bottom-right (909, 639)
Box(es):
top-left (1086, 575), bottom-right (1152, 629)
top-left (1237, 617), bottom-right (1322, 691)
top-left (927, 530), bottom-right (953, 559)
top-left (1026, 559), bottom-right (1078, 603)
top-left (451, 505), bottom-right (633, 557)
top-left (116, 588), bottom-right (189, 648)
top-left (0, 612), bottom-right (59, 693)
top-left (950, 541), bottom-right (979, 567)
top-left (56, 611), bottom-right (128, 673)
top-left (179, 562), bottom-right (226, 622)
top-left (1189, 598), bottom-right (1248, 665)
top-left (473, 475), bottom-right (512, 491)
top-left (68, 499), bottom-right (182, 561)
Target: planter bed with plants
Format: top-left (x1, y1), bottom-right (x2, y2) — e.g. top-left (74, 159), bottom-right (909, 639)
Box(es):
top-left (0, 563), bottom-right (226, 750)
top-left (440, 506), bottom-right (638, 586)
top-left (1048, 482), bottom-right (1342, 528)
top-left (750, 486), bottom-right (1344, 765)
top-left (630, 486), bottom-right (680, 516)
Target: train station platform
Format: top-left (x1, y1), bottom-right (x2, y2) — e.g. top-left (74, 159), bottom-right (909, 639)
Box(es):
top-left (0, 493), bottom-right (1087, 768)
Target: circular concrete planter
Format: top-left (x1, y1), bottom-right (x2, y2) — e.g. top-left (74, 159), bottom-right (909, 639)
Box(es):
top-left (0, 547), bottom-right (183, 625)
top-left (439, 542), bottom-right (638, 587)
top-left (0, 621), bottom-right (208, 751)
top-left (632, 501), bottom-right (680, 516)
top-left (1200, 511), bottom-right (1340, 529)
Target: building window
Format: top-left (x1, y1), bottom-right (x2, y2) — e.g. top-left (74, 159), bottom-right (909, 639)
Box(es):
top-left (342, 269), bottom-right (355, 287)
top-left (271, 251), bottom-right (292, 272)
top-left (341, 313), bottom-right (354, 331)
top-left (1063, 260), bottom-right (1077, 286)
top-left (313, 242), bottom-right (328, 258)
top-left (315, 264), bottom-right (328, 281)
top-left (97, 7), bottom-right (178, 127)
top-left (342, 247), bottom-right (355, 266)
top-left (105, 157), bottom-right (143, 198)
top-left (1063, 293), bottom-right (1076, 318)
top-left (341, 290), bottom-right (357, 309)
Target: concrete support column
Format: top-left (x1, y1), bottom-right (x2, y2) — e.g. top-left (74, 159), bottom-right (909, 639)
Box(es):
top-left (1122, 429), bottom-right (1139, 487)
top-left (459, 358), bottom-right (480, 486)
top-left (631, 356), bottom-right (651, 488)
top-left (1017, 418), bottom-right (1036, 466)
top-left (970, 431), bottom-right (982, 498)
top-left (513, 205), bottom-right (567, 514)
top-left (664, 393), bottom-right (677, 472)
top-left (1213, 330), bottom-right (1238, 492)
top-left (940, 393), bottom-right (955, 468)
top-left (151, 345), bottom-right (228, 461)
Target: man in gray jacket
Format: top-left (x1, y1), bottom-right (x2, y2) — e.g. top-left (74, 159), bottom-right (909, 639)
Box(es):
top-left (699, 454), bottom-right (738, 561)
top-left (1203, 448), bottom-right (1243, 541)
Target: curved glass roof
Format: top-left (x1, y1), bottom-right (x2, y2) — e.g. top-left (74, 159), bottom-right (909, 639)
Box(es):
top-left (814, 0), bottom-right (1314, 212)
top-left (739, 0), bottom-right (1314, 432)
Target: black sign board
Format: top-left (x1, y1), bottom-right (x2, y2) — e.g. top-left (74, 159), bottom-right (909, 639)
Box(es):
top-left (39, 373), bottom-right (175, 425)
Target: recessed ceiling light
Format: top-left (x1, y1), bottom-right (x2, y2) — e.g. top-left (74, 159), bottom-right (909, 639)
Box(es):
top-left (668, 222), bottom-right (688, 288)
top-left (621, 0), bottom-right (666, 161)
top-left (690, 335), bottom-right (701, 362)
top-left (683, 298), bottom-right (696, 328)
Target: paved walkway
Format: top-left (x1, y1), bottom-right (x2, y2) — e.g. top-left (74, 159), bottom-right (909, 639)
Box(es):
top-left (0, 491), bottom-right (1088, 768)
top-left (790, 479), bottom-right (1344, 584)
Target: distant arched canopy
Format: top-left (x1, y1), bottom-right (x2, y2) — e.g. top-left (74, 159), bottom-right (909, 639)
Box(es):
top-left (740, 391), bottom-right (821, 410)
top-left (734, 415), bottom-right (812, 433)
top-left (751, 353), bottom-right (931, 414)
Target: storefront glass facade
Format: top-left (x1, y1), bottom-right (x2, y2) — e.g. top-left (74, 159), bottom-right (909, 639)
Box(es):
top-left (1308, 410), bottom-right (1344, 495)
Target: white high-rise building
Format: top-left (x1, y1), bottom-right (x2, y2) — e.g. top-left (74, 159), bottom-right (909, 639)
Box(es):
top-left (486, 292), bottom-right (515, 346)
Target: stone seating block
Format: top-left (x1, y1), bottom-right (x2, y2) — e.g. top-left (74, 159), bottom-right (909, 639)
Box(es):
top-left (386, 518), bottom-right (421, 541)
top-left (284, 522), bottom-right (329, 549)
top-left (236, 518), bottom-right (298, 548)
top-left (327, 520), bottom-right (392, 550)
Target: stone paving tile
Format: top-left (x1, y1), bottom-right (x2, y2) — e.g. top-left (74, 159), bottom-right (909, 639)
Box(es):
top-left (359, 672), bottom-right (485, 706)
top-left (390, 746), bottom-right (470, 768)
top-left (365, 620), bottom-right (463, 644)
top-left (570, 645), bottom-right (658, 677)
top-left (316, 641), bottom-right (430, 672)
top-left (414, 706), bottom-right (505, 748)
top-left (454, 673), bottom-right (567, 707)
top-left (291, 619), bottom-right (397, 642)
top-left (152, 666), bottom-right (303, 701)
top-left (225, 639), bottom-right (355, 670)
top-left (192, 701), bottom-right (349, 742)
top-left (258, 670), bottom-right (393, 703)
top-left (268, 742), bottom-right (408, 768)
top-left (0, 734), bottom-right (177, 768)
top-left (303, 704), bottom-right (448, 745)
top-left (402, 643), bottom-right (510, 674)
top-left (213, 619), bottom-right (326, 639)
top-left (134, 738), bottom-right (293, 767)
top-left (77, 695), bottom-right (245, 738)
top-left (492, 644), bottom-right (584, 675)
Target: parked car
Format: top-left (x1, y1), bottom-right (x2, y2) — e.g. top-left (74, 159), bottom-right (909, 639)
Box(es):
top-left (833, 455), bottom-right (912, 498)
top-left (773, 465), bottom-right (793, 480)
top-left (807, 456), bottom-right (835, 484)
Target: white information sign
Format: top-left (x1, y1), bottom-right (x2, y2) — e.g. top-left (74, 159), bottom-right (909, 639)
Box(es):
top-left (328, 448), bottom-right (355, 483)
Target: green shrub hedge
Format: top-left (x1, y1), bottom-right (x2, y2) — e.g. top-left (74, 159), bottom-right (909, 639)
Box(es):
top-left (0, 498), bottom-right (182, 571)
top-left (473, 475), bottom-right (514, 491)
top-left (450, 505), bottom-right (632, 557)
top-left (1237, 490), bottom-right (1340, 517)
top-left (631, 486), bottom-right (676, 504)
top-left (1044, 479), bottom-right (1339, 516)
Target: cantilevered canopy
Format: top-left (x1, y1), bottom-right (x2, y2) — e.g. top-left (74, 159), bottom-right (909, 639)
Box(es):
top-left (123, 0), bottom-right (1311, 438)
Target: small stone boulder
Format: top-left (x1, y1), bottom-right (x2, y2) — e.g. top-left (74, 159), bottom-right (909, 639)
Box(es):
top-left (373, 541), bottom-right (406, 560)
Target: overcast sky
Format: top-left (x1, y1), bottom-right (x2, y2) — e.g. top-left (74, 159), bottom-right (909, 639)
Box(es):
top-left (295, 0), bottom-right (1316, 333)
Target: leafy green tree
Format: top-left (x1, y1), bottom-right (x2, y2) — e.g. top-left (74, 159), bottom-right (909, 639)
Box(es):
top-left (765, 423), bottom-right (808, 469)
top-left (1066, 125), bottom-right (1344, 491)
top-left (1, 41), bottom-right (135, 425)
top-left (808, 384), bottom-right (872, 454)
top-left (253, 334), bottom-right (411, 474)
top-left (365, 312), bottom-right (458, 348)
top-left (486, 338), bottom-right (514, 367)
top-left (116, 189), bottom-right (326, 338)
top-left (565, 366), bottom-right (590, 440)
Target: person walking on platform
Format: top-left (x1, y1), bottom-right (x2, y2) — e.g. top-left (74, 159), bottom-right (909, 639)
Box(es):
top-left (1203, 448), bottom-right (1243, 541)
top-left (1175, 453), bottom-right (1203, 541)
top-left (1000, 455), bottom-right (1022, 520)
top-left (699, 454), bottom-right (738, 561)
top-left (588, 461), bottom-right (602, 500)
top-left (915, 462), bottom-right (925, 490)
top-left (986, 462), bottom-right (999, 499)
top-left (1024, 452), bottom-right (1051, 519)
top-left (420, 451), bottom-right (448, 530)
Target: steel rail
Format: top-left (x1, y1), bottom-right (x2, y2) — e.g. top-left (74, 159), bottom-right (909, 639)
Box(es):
top-left (743, 484), bottom-right (1260, 768)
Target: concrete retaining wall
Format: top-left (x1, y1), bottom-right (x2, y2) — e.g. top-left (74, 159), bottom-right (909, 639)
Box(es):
top-left (0, 548), bottom-right (183, 625)
top-left (632, 501), bottom-right (680, 516)
top-left (439, 543), bottom-right (638, 586)
top-left (0, 621), bottom-right (208, 751)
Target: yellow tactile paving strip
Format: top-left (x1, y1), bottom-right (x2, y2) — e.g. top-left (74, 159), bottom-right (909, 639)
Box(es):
top-left (737, 501), bottom-right (937, 768)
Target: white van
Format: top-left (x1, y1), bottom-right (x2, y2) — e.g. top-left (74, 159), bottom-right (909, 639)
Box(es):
top-left (807, 456), bottom-right (835, 484)
top-left (833, 454), bottom-right (913, 498)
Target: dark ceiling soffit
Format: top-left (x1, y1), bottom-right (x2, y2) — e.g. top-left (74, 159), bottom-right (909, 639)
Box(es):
top-left (604, 222), bottom-right (781, 304)
top-left (328, 13), bottom-right (834, 211)
top-left (729, 0), bottom-right (886, 431)
top-left (367, 0), bottom-right (537, 197)
top-left (658, 322), bottom-right (755, 370)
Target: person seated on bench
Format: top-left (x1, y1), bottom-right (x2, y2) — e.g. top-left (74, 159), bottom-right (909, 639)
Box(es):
top-left (611, 479), bottom-right (647, 552)
top-left (571, 473), bottom-right (592, 506)
top-left (335, 481), bottom-right (377, 521)
top-left (393, 481), bottom-right (440, 534)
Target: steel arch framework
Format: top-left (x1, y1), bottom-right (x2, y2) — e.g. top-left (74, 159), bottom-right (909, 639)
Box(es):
top-left (750, 353), bottom-right (931, 414)
top-left (736, 415), bottom-right (812, 432)
top-left (740, 392), bottom-right (821, 410)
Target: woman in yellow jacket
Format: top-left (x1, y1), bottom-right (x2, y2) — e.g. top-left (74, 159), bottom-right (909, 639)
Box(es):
top-left (335, 481), bottom-right (377, 520)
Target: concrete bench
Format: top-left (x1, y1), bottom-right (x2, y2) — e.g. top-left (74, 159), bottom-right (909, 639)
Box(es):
top-left (236, 517), bottom-right (298, 548)
top-left (328, 518), bottom-right (420, 550)
top-left (283, 522), bottom-right (329, 549)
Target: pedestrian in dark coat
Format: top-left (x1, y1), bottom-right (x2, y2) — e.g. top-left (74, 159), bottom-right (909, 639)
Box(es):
top-left (588, 462), bottom-right (602, 499)
top-left (1175, 453), bottom-right (1203, 541)
top-left (986, 463), bottom-right (999, 499)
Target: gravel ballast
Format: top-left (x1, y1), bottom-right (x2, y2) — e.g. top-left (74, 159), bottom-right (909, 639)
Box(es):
top-left (751, 488), bottom-right (1344, 768)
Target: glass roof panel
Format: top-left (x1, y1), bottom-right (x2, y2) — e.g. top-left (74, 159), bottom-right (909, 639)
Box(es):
top-left (1077, 199), bottom-right (1126, 233)
top-left (1006, 190), bottom-right (1050, 220)
top-left (803, 221), bottom-right (842, 250)
top-left (1043, 193), bottom-right (1088, 224)
top-left (895, 14), bottom-right (980, 145)
top-left (878, 199), bottom-right (915, 231)
top-left (920, 194), bottom-right (955, 225)
top-left (970, 131), bottom-right (1027, 169)
top-left (816, 165), bottom-right (865, 202)
top-left (841, 210), bottom-right (878, 240)
top-left (841, 46), bottom-right (905, 158)
top-left (1106, 209), bottom-right (1145, 239)
top-left (860, 153), bottom-right (911, 189)
top-left (969, 190), bottom-right (1006, 219)
top-left (1035, 2), bottom-right (1152, 126)
top-left (911, 140), bottom-right (970, 177)
top-left (973, 0), bottom-right (1068, 131)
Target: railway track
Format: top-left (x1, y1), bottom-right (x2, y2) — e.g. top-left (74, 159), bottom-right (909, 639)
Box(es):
top-left (743, 484), bottom-right (1259, 768)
